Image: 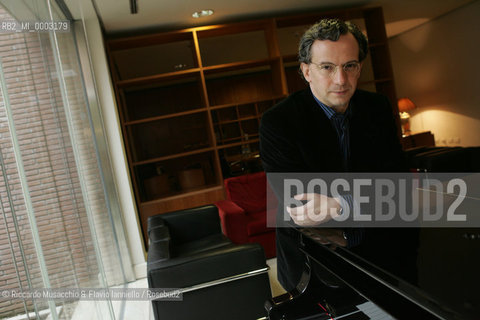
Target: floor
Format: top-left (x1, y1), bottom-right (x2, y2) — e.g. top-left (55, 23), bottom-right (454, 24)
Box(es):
top-left (266, 257), bottom-right (287, 297)
top-left (70, 278), bottom-right (152, 320)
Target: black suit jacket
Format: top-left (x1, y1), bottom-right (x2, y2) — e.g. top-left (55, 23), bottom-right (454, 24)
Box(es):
top-left (259, 88), bottom-right (413, 291)
top-left (260, 88), bottom-right (404, 174)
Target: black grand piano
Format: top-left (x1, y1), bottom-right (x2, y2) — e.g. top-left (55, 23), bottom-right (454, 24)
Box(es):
top-left (265, 227), bottom-right (480, 320)
top-left (264, 147), bottom-right (480, 320)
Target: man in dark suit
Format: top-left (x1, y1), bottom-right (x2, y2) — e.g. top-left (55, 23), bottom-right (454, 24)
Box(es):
top-left (259, 18), bottom-right (414, 292)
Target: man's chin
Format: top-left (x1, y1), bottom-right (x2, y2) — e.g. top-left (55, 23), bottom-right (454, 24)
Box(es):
top-left (328, 97), bottom-right (351, 111)
top-left (330, 93), bottom-right (352, 108)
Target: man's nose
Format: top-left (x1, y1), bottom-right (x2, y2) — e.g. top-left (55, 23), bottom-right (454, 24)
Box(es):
top-left (332, 67), bottom-right (347, 84)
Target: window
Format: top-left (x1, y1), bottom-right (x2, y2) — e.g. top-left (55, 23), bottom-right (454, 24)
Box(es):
top-left (0, 2), bottom-right (133, 319)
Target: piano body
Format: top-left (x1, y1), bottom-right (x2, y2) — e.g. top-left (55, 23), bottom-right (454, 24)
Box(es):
top-left (265, 228), bottom-right (479, 320)
top-left (264, 147), bottom-right (480, 320)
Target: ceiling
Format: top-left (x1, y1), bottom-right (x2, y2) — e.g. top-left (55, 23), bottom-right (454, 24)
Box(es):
top-left (81, 0), bottom-right (474, 37)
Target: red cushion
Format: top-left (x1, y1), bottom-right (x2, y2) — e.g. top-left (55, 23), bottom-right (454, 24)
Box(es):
top-left (215, 200), bottom-right (248, 243)
top-left (224, 172), bottom-right (267, 213)
top-left (246, 211), bottom-right (270, 236)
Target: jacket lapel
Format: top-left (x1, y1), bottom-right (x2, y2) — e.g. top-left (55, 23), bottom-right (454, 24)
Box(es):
top-left (298, 90), bottom-right (345, 172)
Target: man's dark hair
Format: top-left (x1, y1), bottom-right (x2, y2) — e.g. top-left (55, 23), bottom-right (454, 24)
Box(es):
top-left (298, 18), bottom-right (368, 64)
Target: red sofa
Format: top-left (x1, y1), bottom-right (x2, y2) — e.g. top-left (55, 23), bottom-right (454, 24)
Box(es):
top-left (215, 171), bottom-right (277, 258)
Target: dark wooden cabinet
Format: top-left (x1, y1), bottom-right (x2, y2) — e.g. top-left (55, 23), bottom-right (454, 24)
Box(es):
top-left (402, 131), bottom-right (435, 149)
top-left (106, 7), bottom-right (399, 242)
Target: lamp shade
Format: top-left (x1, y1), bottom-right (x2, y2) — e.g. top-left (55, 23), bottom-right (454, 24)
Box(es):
top-left (398, 98), bottom-right (417, 113)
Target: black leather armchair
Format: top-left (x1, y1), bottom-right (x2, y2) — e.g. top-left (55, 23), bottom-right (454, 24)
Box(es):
top-left (147, 205), bottom-right (272, 320)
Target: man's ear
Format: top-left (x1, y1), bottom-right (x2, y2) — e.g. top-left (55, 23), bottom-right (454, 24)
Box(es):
top-left (300, 62), bottom-right (310, 82)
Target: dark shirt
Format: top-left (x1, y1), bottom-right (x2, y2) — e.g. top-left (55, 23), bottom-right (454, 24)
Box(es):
top-left (314, 96), bottom-right (351, 171)
top-left (313, 95), bottom-right (363, 247)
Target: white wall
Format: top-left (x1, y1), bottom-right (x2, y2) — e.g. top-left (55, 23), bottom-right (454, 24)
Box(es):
top-left (389, 0), bottom-right (480, 146)
top-left (68, 0), bottom-right (147, 279)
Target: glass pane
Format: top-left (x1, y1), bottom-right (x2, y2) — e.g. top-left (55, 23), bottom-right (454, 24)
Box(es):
top-left (0, 1), bottom-right (134, 319)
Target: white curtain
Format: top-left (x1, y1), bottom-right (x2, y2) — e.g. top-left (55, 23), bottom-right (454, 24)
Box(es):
top-left (0, 1), bottom-right (134, 319)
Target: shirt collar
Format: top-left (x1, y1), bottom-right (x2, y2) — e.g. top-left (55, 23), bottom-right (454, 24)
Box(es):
top-left (312, 92), bottom-right (351, 120)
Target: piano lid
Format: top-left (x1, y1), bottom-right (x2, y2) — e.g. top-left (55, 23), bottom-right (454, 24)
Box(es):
top-left (299, 228), bottom-right (477, 320)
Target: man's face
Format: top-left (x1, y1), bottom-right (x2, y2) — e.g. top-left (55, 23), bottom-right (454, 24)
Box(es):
top-left (300, 33), bottom-right (362, 113)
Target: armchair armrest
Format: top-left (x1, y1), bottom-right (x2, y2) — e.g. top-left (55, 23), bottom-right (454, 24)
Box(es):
top-left (148, 243), bottom-right (268, 289)
top-left (148, 224), bottom-right (171, 262)
top-left (215, 200), bottom-right (248, 243)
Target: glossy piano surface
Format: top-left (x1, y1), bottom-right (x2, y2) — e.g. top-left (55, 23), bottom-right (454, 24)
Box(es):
top-left (265, 147), bottom-right (480, 319)
top-left (267, 228), bottom-right (480, 320)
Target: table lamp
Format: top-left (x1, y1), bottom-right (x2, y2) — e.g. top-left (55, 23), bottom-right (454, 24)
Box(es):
top-left (398, 98), bottom-right (417, 136)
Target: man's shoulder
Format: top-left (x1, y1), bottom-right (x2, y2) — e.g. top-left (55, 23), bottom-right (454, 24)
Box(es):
top-left (262, 89), bottom-right (312, 121)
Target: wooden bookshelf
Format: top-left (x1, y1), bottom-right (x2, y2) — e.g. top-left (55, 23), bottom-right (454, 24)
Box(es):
top-left (106, 7), bottom-right (399, 243)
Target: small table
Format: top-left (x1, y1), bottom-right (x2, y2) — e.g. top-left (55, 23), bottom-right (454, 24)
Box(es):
top-left (401, 131), bottom-right (435, 149)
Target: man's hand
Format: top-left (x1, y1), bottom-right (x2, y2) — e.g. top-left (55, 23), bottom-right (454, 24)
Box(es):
top-left (286, 193), bottom-right (342, 227)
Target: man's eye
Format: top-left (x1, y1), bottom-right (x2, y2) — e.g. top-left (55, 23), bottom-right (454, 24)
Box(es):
top-left (344, 63), bottom-right (358, 71)
top-left (320, 64), bottom-right (334, 71)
